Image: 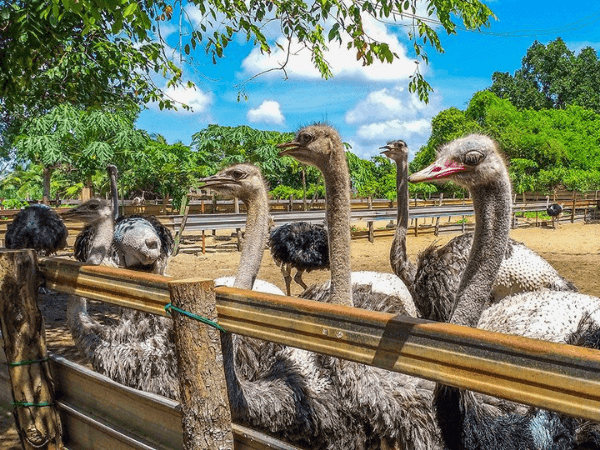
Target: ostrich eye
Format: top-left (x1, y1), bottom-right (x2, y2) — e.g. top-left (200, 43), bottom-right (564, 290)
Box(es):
top-left (298, 133), bottom-right (313, 145)
top-left (463, 151), bottom-right (484, 166)
top-left (231, 170), bottom-right (245, 179)
top-left (89, 203), bottom-right (99, 210)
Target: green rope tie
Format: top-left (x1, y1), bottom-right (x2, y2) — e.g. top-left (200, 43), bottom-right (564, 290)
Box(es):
top-left (12, 401), bottom-right (53, 408)
top-left (6, 358), bottom-right (49, 367)
top-left (164, 303), bottom-right (226, 333)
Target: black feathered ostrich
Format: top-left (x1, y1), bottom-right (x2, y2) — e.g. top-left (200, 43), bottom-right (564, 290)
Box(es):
top-left (269, 221), bottom-right (329, 295)
top-left (5, 204), bottom-right (68, 255)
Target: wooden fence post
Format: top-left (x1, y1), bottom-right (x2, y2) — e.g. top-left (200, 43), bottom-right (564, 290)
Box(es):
top-left (0, 250), bottom-right (63, 449)
top-left (571, 192), bottom-right (577, 223)
top-left (368, 221), bottom-right (374, 243)
top-left (168, 278), bottom-right (234, 450)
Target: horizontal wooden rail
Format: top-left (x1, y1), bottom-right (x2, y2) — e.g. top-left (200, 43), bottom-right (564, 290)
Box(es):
top-left (39, 258), bottom-right (600, 422)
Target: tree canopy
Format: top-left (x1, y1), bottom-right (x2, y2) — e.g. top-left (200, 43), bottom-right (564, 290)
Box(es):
top-left (412, 91), bottom-right (600, 193)
top-left (489, 38), bottom-right (600, 113)
top-left (1, 0), bottom-right (496, 116)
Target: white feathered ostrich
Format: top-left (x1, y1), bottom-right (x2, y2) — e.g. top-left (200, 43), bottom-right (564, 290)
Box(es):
top-left (409, 134), bottom-right (600, 450)
top-left (269, 221), bottom-right (329, 295)
top-left (5, 204), bottom-right (68, 255)
top-left (278, 124), bottom-right (442, 450)
top-left (381, 139), bottom-right (577, 322)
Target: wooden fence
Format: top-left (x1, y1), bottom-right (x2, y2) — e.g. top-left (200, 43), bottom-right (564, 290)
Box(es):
top-left (1, 251), bottom-right (600, 449)
top-left (1, 191), bottom-right (597, 253)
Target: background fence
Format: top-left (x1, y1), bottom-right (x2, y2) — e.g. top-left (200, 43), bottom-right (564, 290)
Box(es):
top-left (0, 191), bottom-right (598, 252)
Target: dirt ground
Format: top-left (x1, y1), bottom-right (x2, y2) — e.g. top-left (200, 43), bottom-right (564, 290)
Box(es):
top-left (0, 221), bottom-right (599, 448)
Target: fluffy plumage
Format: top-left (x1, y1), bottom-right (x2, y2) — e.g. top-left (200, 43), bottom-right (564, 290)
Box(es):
top-left (383, 139), bottom-right (577, 323)
top-left (414, 233), bottom-right (577, 321)
top-left (5, 204), bottom-right (68, 255)
top-left (278, 126), bottom-right (442, 450)
top-left (74, 213), bottom-right (173, 273)
top-left (270, 222), bottom-right (329, 270)
top-left (547, 204), bottom-right (563, 217)
top-left (410, 134), bottom-right (598, 450)
top-left (269, 221), bottom-right (329, 295)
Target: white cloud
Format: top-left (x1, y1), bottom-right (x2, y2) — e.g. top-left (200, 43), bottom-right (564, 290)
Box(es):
top-left (343, 85), bottom-right (443, 158)
top-left (345, 86), bottom-right (437, 124)
top-left (247, 100), bottom-right (285, 125)
top-left (241, 14), bottom-right (420, 82)
top-left (148, 85), bottom-right (213, 116)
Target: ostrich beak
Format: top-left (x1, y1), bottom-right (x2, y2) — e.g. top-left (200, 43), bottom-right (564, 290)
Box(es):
top-left (409, 159), bottom-right (467, 183)
top-left (199, 174), bottom-right (239, 189)
top-left (277, 141), bottom-right (300, 157)
top-left (379, 145), bottom-right (392, 157)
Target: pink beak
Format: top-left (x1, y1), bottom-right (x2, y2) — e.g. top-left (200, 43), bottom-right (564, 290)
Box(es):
top-left (408, 159), bottom-right (467, 183)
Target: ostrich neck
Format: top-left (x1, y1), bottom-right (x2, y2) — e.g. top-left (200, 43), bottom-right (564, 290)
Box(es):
top-left (87, 218), bottom-right (115, 265)
top-left (110, 171), bottom-right (119, 220)
top-left (449, 178), bottom-right (512, 327)
top-left (390, 157), bottom-right (416, 291)
top-left (323, 159), bottom-right (353, 307)
top-left (232, 190), bottom-right (270, 290)
top-left (222, 185), bottom-right (280, 420)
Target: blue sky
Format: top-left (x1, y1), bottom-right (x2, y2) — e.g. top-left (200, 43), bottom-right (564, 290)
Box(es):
top-left (135, 0), bottom-right (600, 161)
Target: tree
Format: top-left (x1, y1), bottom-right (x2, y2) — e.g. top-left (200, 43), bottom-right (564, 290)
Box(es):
top-left (412, 90), bottom-right (600, 193)
top-left (118, 135), bottom-right (197, 209)
top-left (2, 0), bottom-right (496, 111)
top-left (192, 124), bottom-right (323, 197)
top-left (13, 104), bottom-right (147, 202)
top-left (489, 38), bottom-right (600, 113)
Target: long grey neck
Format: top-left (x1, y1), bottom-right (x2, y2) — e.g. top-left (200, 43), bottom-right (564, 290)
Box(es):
top-left (87, 218), bottom-right (115, 265)
top-left (323, 156), bottom-right (353, 307)
top-left (449, 178), bottom-right (512, 327)
top-left (390, 156), bottom-right (416, 292)
top-left (232, 189), bottom-right (270, 290)
top-left (110, 170), bottom-right (119, 221)
top-left (221, 184), bottom-right (277, 420)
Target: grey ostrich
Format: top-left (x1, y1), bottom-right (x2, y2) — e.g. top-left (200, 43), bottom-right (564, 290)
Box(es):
top-left (278, 126), bottom-right (415, 315)
top-left (188, 164), bottom-right (362, 449)
top-left (269, 221), bottom-right (329, 295)
top-left (5, 204), bottom-right (68, 255)
top-left (278, 124), bottom-right (442, 450)
top-left (382, 139), bottom-right (577, 322)
top-left (60, 164), bottom-right (178, 396)
top-left (409, 134), bottom-right (600, 450)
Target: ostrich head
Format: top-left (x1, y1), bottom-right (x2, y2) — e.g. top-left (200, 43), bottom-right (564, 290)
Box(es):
top-left (61, 199), bottom-right (114, 224)
top-left (409, 134), bottom-right (508, 188)
top-left (200, 164), bottom-right (266, 203)
top-left (277, 124), bottom-right (344, 173)
top-left (380, 140), bottom-right (409, 161)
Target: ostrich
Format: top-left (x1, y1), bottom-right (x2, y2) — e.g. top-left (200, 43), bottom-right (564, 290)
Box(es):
top-left (60, 165), bottom-right (179, 397)
top-left (69, 165), bottom-right (174, 273)
top-left (381, 139), bottom-right (577, 322)
top-left (409, 134), bottom-right (600, 450)
top-left (269, 221), bottom-right (329, 295)
top-left (5, 204), bottom-right (68, 255)
top-left (278, 124), bottom-right (442, 450)
top-left (191, 164), bottom-right (361, 448)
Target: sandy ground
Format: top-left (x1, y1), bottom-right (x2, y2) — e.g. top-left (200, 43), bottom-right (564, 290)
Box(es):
top-left (0, 221), bottom-right (599, 448)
